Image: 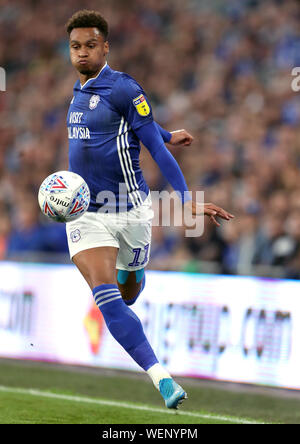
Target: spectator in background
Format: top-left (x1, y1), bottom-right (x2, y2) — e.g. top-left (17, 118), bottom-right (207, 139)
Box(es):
top-left (6, 193), bottom-right (68, 259)
top-left (0, 210), bottom-right (11, 260)
top-left (2, 0), bottom-right (300, 278)
top-left (256, 215), bottom-right (295, 267)
top-left (283, 209), bottom-right (300, 278)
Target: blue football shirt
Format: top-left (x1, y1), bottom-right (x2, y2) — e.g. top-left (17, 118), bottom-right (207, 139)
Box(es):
top-left (67, 63), bottom-right (153, 212)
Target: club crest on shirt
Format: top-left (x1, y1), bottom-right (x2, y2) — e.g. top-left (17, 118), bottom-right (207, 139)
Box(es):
top-left (133, 94), bottom-right (150, 116)
top-left (89, 94), bottom-right (100, 110)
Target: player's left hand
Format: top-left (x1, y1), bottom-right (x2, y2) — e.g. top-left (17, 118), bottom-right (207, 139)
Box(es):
top-left (169, 129), bottom-right (194, 147)
top-left (185, 201), bottom-right (235, 227)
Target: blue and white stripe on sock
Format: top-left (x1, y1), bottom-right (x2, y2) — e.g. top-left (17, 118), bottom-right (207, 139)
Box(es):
top-left (93, 286), bottom-right (122, 307)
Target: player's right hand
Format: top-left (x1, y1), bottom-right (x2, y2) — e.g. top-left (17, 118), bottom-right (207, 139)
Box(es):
top-left (184, 201), bottom-right (235, 227)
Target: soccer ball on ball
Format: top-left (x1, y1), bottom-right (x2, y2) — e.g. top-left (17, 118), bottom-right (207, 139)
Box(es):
top-left (38, 171), bottom-right (90, 223)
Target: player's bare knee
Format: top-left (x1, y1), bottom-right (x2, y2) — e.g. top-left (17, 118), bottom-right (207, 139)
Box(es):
top-left (89, 267), bottom-right (118, 289)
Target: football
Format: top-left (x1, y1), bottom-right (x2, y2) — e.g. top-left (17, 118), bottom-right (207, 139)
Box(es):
top-left (38, 171), bottom-right (90, 223)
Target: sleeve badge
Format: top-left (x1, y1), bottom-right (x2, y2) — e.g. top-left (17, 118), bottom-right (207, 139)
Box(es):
top-left (133, 94), bottom-right (151, 116)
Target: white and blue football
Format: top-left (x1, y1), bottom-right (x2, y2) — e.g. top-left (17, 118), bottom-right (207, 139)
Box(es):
top-left (38, 171), bottom-right (90, 223)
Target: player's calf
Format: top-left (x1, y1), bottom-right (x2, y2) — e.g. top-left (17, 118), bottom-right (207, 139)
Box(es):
top-left (117, 269), bottom-right (146, 306)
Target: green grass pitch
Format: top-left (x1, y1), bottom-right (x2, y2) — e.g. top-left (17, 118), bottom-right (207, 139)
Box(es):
top-left (1, 359), bottom-right (300, 424)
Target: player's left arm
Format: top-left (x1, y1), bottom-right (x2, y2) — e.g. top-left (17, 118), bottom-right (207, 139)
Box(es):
top-left (155, 122), bottom-right (194, 147)
top-left (110, 75), bottom-right (233, 225)
top-left (135, 122), bottom-right (234, 226)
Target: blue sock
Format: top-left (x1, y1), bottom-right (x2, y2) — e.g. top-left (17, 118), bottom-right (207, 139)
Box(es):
top-left (93, 284), bottom-right (158, 371)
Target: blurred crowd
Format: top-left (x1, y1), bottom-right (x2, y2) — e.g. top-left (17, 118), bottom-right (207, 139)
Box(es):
top-left (1, 0), bottom-right (300, 278)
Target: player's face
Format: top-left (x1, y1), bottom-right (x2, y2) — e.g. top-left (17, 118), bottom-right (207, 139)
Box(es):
top-left (69, 27), bottom-right (109, 76)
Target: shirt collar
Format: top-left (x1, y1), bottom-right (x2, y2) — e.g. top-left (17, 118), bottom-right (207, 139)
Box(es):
top-left (80, 62), bottom-right (108, 89)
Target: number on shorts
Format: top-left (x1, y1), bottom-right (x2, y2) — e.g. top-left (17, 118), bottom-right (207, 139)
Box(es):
top-left (141, 243), bottom-right (150, 266)
top-left (128, 244), bottom-right (150, 267)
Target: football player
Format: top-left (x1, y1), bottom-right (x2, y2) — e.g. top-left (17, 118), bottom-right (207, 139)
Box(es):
top-left (65, 9), bottom-right (234, 409)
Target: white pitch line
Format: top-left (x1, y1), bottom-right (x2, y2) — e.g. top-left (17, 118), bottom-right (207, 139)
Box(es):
top-left (0, 385), bottom-right (266, 424)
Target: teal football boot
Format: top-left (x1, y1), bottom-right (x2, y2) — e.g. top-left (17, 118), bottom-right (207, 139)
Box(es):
top-left (159, 378), bottom-right (188, 409)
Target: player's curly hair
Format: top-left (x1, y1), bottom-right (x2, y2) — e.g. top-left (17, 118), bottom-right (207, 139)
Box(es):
top-left (66, 10), bottom-right (109, 40)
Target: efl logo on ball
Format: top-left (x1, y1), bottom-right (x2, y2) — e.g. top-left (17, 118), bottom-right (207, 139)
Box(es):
top-left (38, 171), bottom-right (90, 223)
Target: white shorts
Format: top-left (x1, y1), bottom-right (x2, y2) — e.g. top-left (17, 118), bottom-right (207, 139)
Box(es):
top-left (66, 193), bottom-right (154, 271)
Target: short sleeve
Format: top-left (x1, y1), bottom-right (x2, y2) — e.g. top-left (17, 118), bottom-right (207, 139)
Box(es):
top-left (110, 73), bottom-right (153, 130)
